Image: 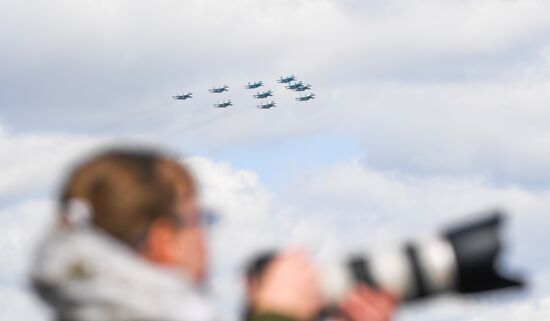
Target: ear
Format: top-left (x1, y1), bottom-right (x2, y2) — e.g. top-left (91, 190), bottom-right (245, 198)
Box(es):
top-left (140, 219), bottom-right (180, 265)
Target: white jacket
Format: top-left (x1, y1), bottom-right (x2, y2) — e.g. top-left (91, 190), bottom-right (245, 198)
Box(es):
top-left (31, 225), bottom-right (218, 321)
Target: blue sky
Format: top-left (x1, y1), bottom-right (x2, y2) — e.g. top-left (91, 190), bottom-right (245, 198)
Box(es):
top-left (197, 132), bottom-right (362, 190)
top-left (2, 0), bottom-right (550, 320)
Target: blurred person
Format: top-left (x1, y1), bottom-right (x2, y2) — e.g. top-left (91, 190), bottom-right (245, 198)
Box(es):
top-left (30, 148), bottom-right (395, 321)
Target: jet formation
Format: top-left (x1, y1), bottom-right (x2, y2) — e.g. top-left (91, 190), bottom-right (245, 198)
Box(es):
top-left (173, 75), bottom-right (315, 108)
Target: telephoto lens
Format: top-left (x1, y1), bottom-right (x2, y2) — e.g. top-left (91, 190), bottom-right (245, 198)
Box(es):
top-left (246, 211), bottom-right (525, 305)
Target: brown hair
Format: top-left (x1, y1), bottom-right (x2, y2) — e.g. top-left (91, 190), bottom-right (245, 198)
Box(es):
top-left (60, 148), bottom-right (195, 248)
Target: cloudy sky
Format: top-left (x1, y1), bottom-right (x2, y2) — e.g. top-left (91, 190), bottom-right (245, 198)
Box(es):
top-left (1, 0), bottom-right (550, 320)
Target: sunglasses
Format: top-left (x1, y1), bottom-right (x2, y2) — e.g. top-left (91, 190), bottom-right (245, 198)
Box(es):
top-left (173, 208), bottom-right (220, 228)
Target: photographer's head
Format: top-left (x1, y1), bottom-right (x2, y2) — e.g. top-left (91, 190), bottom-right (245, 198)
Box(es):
top-left (59, 148), bottom-right (207, 283)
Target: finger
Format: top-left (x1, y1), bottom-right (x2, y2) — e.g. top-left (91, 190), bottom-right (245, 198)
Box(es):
top-left (341, 297), bottom-right (380, 321)
top-left (357, 286), bottom-right (393, 305)
top-left (342, 292), bottom-right (376, 316)
top-left (357, 286), bottom-right (397, 313)
top-left (356, 286), bottom-right (380, 305)
top-left (351, 296), bottom-right (391, 321)
top-left (341, 287), bottom-right (395, 321)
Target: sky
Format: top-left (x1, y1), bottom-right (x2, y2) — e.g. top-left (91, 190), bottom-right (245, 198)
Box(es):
top-left (1, 0), bottom-right (550, 320)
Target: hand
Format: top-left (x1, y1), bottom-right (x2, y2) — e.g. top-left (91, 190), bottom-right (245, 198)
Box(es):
top-left (254, 249), bottom-right (322, 321)
top-left (339, 286), bottom-right (396, 321)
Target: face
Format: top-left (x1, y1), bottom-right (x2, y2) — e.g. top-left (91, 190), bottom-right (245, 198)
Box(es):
top-left (142, 198), bottom-right (209, 284)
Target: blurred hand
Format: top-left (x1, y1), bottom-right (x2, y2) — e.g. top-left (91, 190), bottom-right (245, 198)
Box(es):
top-left (254, 249), bottom-right (322, 321)
top-left (339, 286), bottom-right (396, 321)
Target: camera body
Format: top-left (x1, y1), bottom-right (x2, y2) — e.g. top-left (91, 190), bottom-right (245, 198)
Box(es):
top-left (247, 212), bottom-right (524, 305)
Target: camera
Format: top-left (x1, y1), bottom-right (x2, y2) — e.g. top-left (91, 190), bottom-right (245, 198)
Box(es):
top-left (246, 211), bottom-right (524, 304)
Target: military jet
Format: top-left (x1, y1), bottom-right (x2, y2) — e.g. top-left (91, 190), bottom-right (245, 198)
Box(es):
top-left (172, 92), bottom-right (193, 100)
top-left (277, 75), bottom-right (296, 83)
top-left (209, 85), bottom-right (229, 93)
top-left (245, 81), bottom-right (264, 89)
top-left (253, 90), bottom-right (273, 99)
top-left (214, 100), bottom-right (233, 108)
top-left (296, 93), bottom-right (315, 101)
top-left (294, 84), bottom-right (312, 92)
top-left (285, 81), bottom-right (304, 90)
top-left (257, 101), bottom-right (276, 109)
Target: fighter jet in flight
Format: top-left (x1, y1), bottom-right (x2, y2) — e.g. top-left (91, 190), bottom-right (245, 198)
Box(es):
top-left (277, 75), bottom-right (296, 83)
top-left (209, 85), bottom-right (229, 93)
top-left (214, 100), bottom-right (233, 108)
top-left (172, 92), bottom-right (193, 100)
top-left (285, 81), bottom-right (304, 90)
top-left (257, 101), bottom-right (276, 109)
top-left (294, 84), bottom-right (312, 92)
top-left (245, 81), bottom-right (264, 89)
top-left (253, 90), bottom-right (273, 99)
top-left (296, 93), bottom-right (315, 101)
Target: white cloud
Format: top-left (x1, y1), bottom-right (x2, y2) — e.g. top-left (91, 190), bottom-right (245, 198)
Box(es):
top-left (2, 0), bottom-right (550, 187)
top-left (467, 297), bottom-right (550, 321)
top-left (0, 286), bottom-right (50, 321)
top-left (2, 0), bottom-right (550, 119)
top-left (3, 0), bottom-right (549, 77)
top-left (282, 158), bottom-right (550, 270)
top-left (0, 127), bottom-right (104, 199)
top-left (0, 200), bottom-right (55, 282)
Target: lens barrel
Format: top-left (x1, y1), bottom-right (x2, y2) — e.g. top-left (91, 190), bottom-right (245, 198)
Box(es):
top-left (247, 211), bottom-right (524, 305)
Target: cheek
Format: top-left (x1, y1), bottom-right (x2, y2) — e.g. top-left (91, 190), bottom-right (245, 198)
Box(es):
top-left (177, 229), bottom-right (207, 278)
top-left (180, 229), bottom-right (206, 255)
